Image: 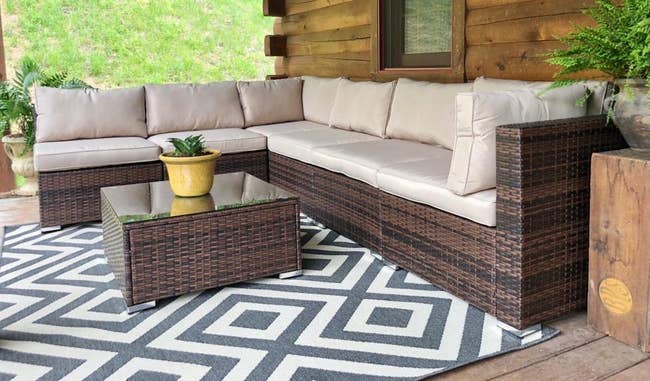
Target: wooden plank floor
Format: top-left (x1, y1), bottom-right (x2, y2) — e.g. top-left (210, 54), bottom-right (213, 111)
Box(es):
top-left (1, 196), bottom-right (649, 380)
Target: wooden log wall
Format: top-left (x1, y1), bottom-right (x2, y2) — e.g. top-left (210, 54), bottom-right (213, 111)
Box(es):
top-left (265, 0), bottom-right (601, 82)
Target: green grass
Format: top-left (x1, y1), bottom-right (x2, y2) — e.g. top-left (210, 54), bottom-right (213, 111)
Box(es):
top-left (2, 0), bottom-right (275, 87)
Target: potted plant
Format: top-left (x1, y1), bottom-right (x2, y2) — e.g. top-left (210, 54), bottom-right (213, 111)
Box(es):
top-left (0, 58), bottom-right (91, 195)
top-left (548, 0), bottom-right (650, 150)
top-left (160, 135), bottom-right (221, 197)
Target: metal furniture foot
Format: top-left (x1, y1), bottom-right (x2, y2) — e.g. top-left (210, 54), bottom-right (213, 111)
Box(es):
top-left (369, 252), bottom-right (400, 270)
top-left (279, 270), bottom-right (303, 279)
top-left (382, 258), bottom-right (400, 271)
top-left (40, 225), bottom-right (61, 234)
top-left (496, 321), bottom-right (542, 338)
top-left (126, 301), bottom-right (156, 314)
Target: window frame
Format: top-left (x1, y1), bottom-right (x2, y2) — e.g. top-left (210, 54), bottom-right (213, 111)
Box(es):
top-left (383, 0), bottom-right (452, 69)
top-left (371, 0), bottom-right (465, 82)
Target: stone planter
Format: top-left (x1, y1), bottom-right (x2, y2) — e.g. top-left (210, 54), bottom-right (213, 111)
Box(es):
top-left (613, 79), bottom-right (650, 150)
top-left (2, 135), bottom-right (38, 196)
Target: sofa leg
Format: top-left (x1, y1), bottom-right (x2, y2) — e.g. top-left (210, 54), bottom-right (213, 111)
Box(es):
top-left (279, 270), bottom-right (303, 279)
top-left (125, 300), bottom-right (156, 314)
top-left (40, 225), bottom-right (61, 234)
top-left (382, 258), bottom-right (400, 271)
top-left (369, 252), bottom-right (400, 271)
top-left (496, 321), bottom-right (542, 339)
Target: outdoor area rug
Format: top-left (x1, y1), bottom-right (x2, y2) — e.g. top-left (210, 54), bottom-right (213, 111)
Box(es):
top-left (0, 215), bottom-right (558, 380)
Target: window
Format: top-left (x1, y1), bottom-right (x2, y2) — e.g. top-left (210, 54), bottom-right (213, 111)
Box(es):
top-left (382, 0), bottom-right (452, 68)
top-left (373, 0), bottom-right (464, 81)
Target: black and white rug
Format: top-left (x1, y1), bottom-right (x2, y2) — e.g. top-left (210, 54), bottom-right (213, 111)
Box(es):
top-left (0, 215), bottom-right (557, 380)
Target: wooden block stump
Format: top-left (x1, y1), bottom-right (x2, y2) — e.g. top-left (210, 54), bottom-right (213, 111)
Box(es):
top-left (589, 149), bottom-right (650, 352)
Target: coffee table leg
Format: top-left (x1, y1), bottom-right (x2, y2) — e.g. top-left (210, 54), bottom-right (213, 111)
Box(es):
top-left (40, 225), bottom-right (61, 234)
top-left (279, 270), bottom-right (303, 279)
top-left (126, 300), bottom-right (156, 314)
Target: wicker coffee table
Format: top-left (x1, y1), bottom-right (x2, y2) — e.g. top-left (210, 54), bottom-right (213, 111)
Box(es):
top-left (101, 172), bottom-right (302, 313)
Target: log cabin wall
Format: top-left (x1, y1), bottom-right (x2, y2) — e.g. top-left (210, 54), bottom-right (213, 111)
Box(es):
top-left (265, 0), bottom-right (597, 82)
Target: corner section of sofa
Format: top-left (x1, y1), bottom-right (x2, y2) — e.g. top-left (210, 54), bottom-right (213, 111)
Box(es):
top-left (495, 114), bottom-right (627, 328)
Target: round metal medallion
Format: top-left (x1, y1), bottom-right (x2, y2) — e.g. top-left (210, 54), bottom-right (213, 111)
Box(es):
top-left (599, 278), bottom-right (633, 314)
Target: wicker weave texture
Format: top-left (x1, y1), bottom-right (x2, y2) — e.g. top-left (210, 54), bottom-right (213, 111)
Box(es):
top-left (269, 153), bottom-right (382, 253)
top-left (381, 192), bottom-right (497, 315)
top-left (495, 115), bottom-right (627, 327)
top-left (39, 162), bottom-right (163, 229)
top-left (269, 152), bottom-right (319, 218)
top-left (102, 196), bottom-right (301, 306)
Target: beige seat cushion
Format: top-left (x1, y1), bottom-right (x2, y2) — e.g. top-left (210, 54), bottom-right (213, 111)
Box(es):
top-left (387, 78), bottom-right (473, 149)
top-left (145, 82), bottom-right (244, 135)
top-left (35, 86), bottom-right (146, 143)
top-left (237, 78), bottom-right (304, 126)
top-left (329, 79), bottom-right (395, 137)
top-left (312, 140), bottom-right (449, 187)
top-left (447, 91), bottom-right (549, 195)
top-left (302, 76), bottom-right (342, 124)
top-left (34, 137), bottom-right (160, 172)
top-left (246, 121), bottom-right (327, 137)
top-left (267, 128), bottom-right (379, 165)
top-left (473, 77), bottom-right (589, 119)
top-left (378, 158), bottom-right (497, 227)
top-left (148, 128), bottom-right (266, 154)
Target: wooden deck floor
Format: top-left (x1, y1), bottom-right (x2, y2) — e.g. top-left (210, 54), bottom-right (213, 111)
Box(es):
top-left (1, 196), bottom-right (648, 380)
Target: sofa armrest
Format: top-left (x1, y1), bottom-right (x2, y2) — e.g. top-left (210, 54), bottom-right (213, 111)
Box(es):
top-left (494, 115), bottom-right (626, 328)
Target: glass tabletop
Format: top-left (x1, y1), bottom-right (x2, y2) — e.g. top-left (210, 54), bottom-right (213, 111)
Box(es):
top-left (101, 172), bottom-right (297, 224)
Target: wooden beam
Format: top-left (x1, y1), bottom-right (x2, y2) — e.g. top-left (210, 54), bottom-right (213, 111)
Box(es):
top-left (263, 0), bottom-right (285, 17)
top-left (264, 35), bottom-right (287, 57)
top-left (0, 11), bottom-right (14, 193)
top-left (266, 74), bottom-right (288, 80)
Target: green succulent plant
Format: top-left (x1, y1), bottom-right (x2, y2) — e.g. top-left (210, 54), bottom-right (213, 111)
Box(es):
top-left (0, 58), bottom-right (91, 150)
top-left (166, 135), bottom-right (208, 157)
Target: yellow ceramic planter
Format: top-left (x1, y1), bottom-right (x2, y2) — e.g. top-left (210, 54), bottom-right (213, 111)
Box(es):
top-left (170, 194), bottom-right (216, 216)
top-left (160, 149), bottom-right (221, 197)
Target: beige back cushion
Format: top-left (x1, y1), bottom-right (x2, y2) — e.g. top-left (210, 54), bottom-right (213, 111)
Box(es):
top-left (35, 86), bottom-right (146, 143)
top-left (473, 77), bottom-right (588, 120)
top-left (387, 78), bottom-right (473, 149)
top-left (583, 80), bottom-right (611, 115)
top-left (447, 91), bottom-right (550, 195)
top-left (302, 76), bottom-right (342, 124)
top-left (145, 82), bottom-right (244, 135)
top-left (237, 78), bottom-right (304, 127)
top-left (329, 79), bottom-right (395, 138)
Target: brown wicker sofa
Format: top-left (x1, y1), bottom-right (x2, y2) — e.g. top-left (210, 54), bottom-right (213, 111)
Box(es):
top-left (33, 76), bottom-right (625, 329)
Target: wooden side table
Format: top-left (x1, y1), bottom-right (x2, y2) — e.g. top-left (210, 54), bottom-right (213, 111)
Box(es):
top-left (589, 149), bottom-right (650, 352)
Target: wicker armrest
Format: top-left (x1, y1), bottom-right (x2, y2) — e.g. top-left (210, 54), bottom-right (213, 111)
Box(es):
top-left (493, 115), bottom-right (626, 327)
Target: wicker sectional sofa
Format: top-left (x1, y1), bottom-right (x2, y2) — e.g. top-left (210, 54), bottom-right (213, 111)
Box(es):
top-left (33, 76), bottom-right (626, 329)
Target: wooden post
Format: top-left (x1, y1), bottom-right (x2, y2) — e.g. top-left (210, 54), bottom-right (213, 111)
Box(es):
top-left (0, 11), bottom-right (14, 193)
top-left (265, 74), bottom-right (288, 80)
top-left (589, 149), bottom-right (650, 352)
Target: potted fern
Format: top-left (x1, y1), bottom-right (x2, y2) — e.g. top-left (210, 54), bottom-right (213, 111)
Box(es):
top-left (1, 58), bottom-right (91, 195)
top-left (548, 0), bottom-right (650, 150)
top-left (160, 135), bottom-right (221, 197)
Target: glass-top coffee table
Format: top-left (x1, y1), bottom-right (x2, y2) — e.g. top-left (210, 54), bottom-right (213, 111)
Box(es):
top-left (100, 172), bottom-right (302, 313)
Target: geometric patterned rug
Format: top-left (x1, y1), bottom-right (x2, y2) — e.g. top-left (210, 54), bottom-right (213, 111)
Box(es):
top-left (0, 215), bottom-right (558, 380)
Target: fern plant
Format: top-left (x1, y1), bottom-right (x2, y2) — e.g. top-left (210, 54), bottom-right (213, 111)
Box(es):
top-left (547, 0), bottom-right (650, 101)
top-left (166, 135), bottom-right (208, 157)
top-left (0, 58), bottom-right (91, 150)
